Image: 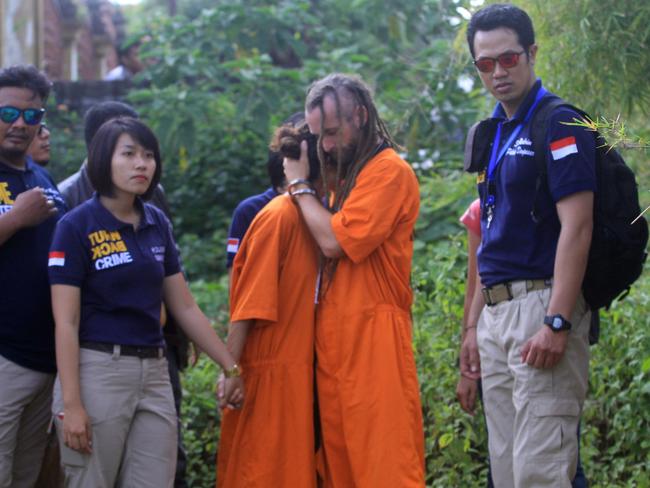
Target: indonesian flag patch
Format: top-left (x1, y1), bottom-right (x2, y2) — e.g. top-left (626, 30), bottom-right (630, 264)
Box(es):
top-left (227, 238), bottom-right (240, 254)
top-left (550, 136), bottom-right (578, 161)
top-left (48, 251), bottom-right (65, 267)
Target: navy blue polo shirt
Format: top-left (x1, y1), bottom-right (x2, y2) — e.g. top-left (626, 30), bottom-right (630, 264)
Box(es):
top-left (477, 80), bottom-right (597, 286)
top-left (0, 157), bottom-right (67, 373)
top-left (48, 194), bottom-right (181, 347)
top-left (226, 187), bottom-right (278, 268)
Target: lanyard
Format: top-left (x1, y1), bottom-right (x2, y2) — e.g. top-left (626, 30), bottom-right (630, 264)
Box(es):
top-left (486, 86), bottom-right (548, 189)
top-left (483, 86), bottom-right (547, 228)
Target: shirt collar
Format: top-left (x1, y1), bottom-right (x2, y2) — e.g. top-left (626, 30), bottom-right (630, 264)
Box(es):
top-left (491, 78), bottom-right (544, 122)
top-left (90, 193), bottom-right (155, 231)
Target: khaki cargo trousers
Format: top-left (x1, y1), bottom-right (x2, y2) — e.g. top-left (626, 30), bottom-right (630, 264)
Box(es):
top-left (0, 354), bottom-right (54, 488)
top-left (478, 281), bottom-right (590, 488)
top-left (52, 348), bottom-right (178, 488)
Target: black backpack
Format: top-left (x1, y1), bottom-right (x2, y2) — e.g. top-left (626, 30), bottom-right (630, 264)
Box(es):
top-left (529, 96), bottom-right (648, 311)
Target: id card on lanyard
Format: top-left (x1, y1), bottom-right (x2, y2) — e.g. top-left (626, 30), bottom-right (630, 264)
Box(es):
top-left (484, 86), bottom-right (547, 229)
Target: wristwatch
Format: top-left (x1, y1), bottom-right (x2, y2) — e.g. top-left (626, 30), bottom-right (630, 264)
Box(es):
top-left (224, 363), bottom-right (242, 378)
top-left (543, 314), bottom-right (572, 332)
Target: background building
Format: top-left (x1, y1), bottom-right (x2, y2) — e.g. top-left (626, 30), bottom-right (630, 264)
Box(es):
top-left (0, 0), bottom-right (125, 81)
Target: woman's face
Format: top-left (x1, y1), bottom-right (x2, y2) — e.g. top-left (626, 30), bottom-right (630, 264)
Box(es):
top-left (110, 132), bottom-right (156, 198)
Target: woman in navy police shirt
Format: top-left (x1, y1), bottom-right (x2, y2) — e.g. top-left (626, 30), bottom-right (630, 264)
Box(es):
top-left (48, 118), bottom-right (243, 487)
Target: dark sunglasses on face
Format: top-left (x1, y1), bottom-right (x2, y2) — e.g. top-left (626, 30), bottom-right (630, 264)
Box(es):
top-left (0, 106), bottom-right (46, 125)
top-left (473, 51), bottom-right (525, 73)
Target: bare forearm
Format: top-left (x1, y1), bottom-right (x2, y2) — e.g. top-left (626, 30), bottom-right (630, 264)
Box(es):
top-left (175, 305), bottom-right (237, 370)
top-left (226, 320), bottom-right (252, 362)
top-left (548, 191), bottom-right (594, 318)
top-left (293, 194), bottom-right (343, 258)
top-left (465, 267), bottom-right (485, 334)
top-left (56, 322), bottom-right (83, 409)
top-left (548, 221), bottom-right (592, 318)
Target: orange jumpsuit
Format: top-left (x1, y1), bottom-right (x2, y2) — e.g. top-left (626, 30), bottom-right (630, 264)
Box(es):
top-left (217, 195), bottom-right (319, 488)
top-left (317, 148), bottom-right (425, 487)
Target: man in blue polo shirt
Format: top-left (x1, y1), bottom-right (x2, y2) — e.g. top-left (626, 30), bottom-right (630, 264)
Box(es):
top-left (226, 150), bottom-right (285, 278)
top-left (0, 65), bottom-right (67, 487)
top-left (460, 5), bottom-right (595, 487)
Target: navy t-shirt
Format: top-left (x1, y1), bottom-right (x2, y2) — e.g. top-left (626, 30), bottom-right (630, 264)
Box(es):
top-left (226, 187), bottom-right (278, 268)
top-left (476, 80), bottom-right (597, 286)
top-left (0, 158), bottom-right (67, 373)
top-left (48, 194), bottom-right (181, 347)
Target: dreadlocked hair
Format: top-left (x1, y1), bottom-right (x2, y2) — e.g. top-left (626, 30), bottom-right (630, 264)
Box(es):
top-left (305, 74), bottom-right (399, 293)
top-left (305, 73), bottom-right (398, 212)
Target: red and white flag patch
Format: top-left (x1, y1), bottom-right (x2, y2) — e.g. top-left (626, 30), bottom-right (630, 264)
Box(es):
top-left (550, 136), bottom-right (578, 161)
top-left (227, 238), bottom-right (240, 254)
top-left (48, 251), bottom-right (65, 267)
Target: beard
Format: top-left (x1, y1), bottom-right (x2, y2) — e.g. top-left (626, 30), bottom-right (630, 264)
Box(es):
top-left (0, 146), bottom-right (27, 163)
top-left (323, 140), bottom-right (358, 175)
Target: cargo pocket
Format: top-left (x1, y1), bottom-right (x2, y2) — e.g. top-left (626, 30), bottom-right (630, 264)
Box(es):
top-left (527, 399), bottom-right (580, 460)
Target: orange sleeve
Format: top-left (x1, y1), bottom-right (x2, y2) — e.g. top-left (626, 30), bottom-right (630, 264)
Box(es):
top-left (331, 153), bottom-right (418, 263)
top-left (230, 203), bottom-right (289, 323)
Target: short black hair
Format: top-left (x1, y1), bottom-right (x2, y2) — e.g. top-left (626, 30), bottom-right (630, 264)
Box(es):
top-left (88, 117), bottom-right (162, 201)
top-left (0, 65), bottom-right (51, 102)
top-left (466, 4), bottom-right (535, 59)
top-left (84, 101), bottom-right (139, 150)
top-left (266, 151), bottom-right (285, 191)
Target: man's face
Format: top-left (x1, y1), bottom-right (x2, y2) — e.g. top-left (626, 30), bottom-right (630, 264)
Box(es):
top-left (0, 87), bottom-right (44, 167)
top-left (27, 123), bottom-right (50, 166)
top-left (124, 46), bottom-right (144, 74)
top-left (472, 27), bottom-right (537, 116)
top-left (306, 94), bottom-right (360, 170)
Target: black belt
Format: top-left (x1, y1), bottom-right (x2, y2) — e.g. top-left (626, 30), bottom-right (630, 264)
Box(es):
top-left (482, 279), bottom-right (552, 306)
top-left (80, 341), bottom-right (165, 359)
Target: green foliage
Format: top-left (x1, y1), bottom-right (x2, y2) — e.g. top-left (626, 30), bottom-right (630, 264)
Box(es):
top-left (45, 102), bottom-right (86, 183)
top-left (124, 0), bottom-right (480, 280)
top-left (515, 0), bottom-right (650, 118)
top-left (412, 232), bottom-right (491, 486)
top-left (180, 278), bottom-right (229, 488)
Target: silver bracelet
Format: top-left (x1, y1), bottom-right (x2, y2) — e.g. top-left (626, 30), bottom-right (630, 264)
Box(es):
top-left (287, 178), bottom-right (311, 190)
top-left (290, 188), bottom-right (317, 198)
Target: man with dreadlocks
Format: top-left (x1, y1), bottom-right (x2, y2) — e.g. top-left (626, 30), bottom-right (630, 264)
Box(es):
top-left (284, 73), bottom-right (425, 487)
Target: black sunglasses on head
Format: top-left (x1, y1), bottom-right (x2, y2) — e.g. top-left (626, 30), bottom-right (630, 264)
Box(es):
top-left (0, 106), bottom-right (46, 125)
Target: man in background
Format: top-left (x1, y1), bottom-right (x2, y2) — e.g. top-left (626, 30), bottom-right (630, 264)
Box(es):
top-left (26, 122), bottom-right (50, 167)
top-left (226, 148), bottom-right (286, 279)
top-left (284, 73), bottom-right (425, 487)
top-left (104, 39), bottom-right (144, 82)
top-left (0, 64), bottom-right (66, 488)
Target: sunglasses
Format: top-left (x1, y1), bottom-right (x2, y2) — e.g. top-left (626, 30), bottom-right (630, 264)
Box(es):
top-left (473, 51), bottom-right (525, 73)
top-left (0, 106), bottom-right (46, 125)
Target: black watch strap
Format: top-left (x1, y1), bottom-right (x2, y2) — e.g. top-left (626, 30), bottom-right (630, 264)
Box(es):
top-left (543, 314), bottom-right (572, 332)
